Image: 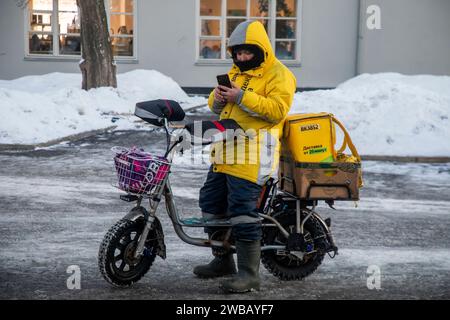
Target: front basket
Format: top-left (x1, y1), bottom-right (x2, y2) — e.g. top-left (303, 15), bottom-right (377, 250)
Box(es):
top-left (112, 146), bottom-right (170, 196)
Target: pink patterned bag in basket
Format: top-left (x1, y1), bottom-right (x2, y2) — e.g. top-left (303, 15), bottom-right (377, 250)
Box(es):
top-left (113, 147), bottom-right (170, 194)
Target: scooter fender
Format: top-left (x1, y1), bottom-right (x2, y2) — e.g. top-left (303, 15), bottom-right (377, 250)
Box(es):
top-left (123, 206), bottom-right (167, 259)
top-left (123, 206), bottom-right (149, 221)
top-left (312, 212), bottom-right (338, 253)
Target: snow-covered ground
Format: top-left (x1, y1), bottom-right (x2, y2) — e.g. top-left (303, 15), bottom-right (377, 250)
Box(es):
top-left (0, 129), bottom-right (449, 299)
top-left (1, 70), bottom-right (449, 157)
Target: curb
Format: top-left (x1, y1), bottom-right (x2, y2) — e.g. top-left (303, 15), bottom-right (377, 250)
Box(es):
top-left (362, 155), bottom-right (450, 163)
top-left (0, 126), bottom-right (117, 152)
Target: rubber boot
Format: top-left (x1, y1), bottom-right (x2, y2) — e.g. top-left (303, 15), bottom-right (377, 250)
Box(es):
top-left (193, 252), bottom-right (237, 278)
top-left (219, 240), bottom-right (261, 293)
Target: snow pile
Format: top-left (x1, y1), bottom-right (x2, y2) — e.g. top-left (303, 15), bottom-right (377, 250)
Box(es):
top-left (1, 71), bottom-right (449, 157)
top-left (0, 70), bottom-right (206, 144)
top-left (291, 73), bottom-right (450, 157)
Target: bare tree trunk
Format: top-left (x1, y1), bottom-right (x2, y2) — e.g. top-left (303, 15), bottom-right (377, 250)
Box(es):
top-left (77, 0), bottom-right (117, 90)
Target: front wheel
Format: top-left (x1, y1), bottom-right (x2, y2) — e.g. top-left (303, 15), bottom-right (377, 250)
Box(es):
top-left (262, 211), bottom-right (327, 281)
top-left (98, 218), bottom-right (158, 287)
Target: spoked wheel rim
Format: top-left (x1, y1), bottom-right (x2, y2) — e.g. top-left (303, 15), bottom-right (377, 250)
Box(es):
top-left (272, 225), bottom-right (316, 267)
top-left (111, 229), bottom-right (147, 279)
top-left (262, 212), bottom-right (327, 280)
top-left (99, 218), bottom-right (159, 287)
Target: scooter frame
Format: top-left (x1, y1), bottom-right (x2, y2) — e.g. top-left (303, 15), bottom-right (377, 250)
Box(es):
top-left (122, 119), bottom-right (334, 260)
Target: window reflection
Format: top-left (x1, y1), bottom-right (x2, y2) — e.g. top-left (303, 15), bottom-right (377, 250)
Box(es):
top-left (227, 0), bottom-right (246, 16)
top-left (200, 39), bottom-right (221, 59)
top-left (29, 1), bottom-right (53, 55)
top-left (59, 12), bottom-right (80, 34)
top-left (200, 0), bottom-right (221, 16)
top-left (275, 41), bottom-right (295, 60)
top-left (250, 0), bottom-right (269, 17)
top-left (201, 20), bottom-right (220, 36)
top-left (109, 1), bottom-right (134, 57)
top-left (110, 0), bottom-right (134, 12)
top-left (30, 0), bottom-right (52, 10)
top-left (28, 0), bottom-right (136, 58)
top-left (59, 35), bottom-right (81, 55)
top-left (31, 13), bottom-right (52, 32)
top-left (58, 0), bottom-right (80, 56)
top-left (111, 36), bottom-right (133, 56)
top-left (276, 0), bottom-right (296, 17)
top-left (276, 20), bottom-right (296, 39)
top-left (59, 0), bottom-right (77, 11)
top-left (29, 34), bottom-right (53, 54)
top-left (198, 0), bottom-right (299, 61)
top-left (110, 15), bottom-right (134, 35)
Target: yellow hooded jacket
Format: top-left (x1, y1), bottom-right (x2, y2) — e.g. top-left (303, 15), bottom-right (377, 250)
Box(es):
top-left (207, 21), bottom-right (297, 185)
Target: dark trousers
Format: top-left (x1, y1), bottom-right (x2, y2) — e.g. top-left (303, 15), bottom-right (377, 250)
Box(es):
top-left (199, 166), bottom-right (263, 241)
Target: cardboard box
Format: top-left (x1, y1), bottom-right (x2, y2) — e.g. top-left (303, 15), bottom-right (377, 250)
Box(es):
top-left (279, 155), bottom-right (360, 201)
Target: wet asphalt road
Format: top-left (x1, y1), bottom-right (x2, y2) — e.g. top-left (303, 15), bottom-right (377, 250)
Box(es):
top-left (0, 115), bottom-right (449, 300)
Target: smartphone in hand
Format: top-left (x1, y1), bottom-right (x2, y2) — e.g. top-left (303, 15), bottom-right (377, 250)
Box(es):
top-left (216, 74), bottom-right (232, 89)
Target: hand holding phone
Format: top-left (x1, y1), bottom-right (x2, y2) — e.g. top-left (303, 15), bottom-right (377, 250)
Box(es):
top-left (216, 74), bottom-right (232, 90)
top-left (215, 74), bottom-right (241, 103)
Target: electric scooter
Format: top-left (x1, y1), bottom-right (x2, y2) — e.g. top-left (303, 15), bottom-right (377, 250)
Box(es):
top-left (98, 99), bottom-right (338, 287)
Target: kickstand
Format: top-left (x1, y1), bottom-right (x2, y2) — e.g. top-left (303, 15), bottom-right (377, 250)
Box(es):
top-left (325, 200), bottom-right (336, 210)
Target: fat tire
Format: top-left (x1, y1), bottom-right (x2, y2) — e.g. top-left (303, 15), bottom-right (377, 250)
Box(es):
top-left (98, 218), bottom-right (157, 287)
top-left (262, 211), bottom-right (326, 281)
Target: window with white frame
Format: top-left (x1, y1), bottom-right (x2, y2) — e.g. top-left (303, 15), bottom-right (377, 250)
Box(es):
top-left (107, 0), bottom-right (135, 57)
top-left (197, 0), bottom-right (300, 62)
top-left (28, 0), bottom-right (80, 56)
top-left (26, 0), bottom-right (136, 58)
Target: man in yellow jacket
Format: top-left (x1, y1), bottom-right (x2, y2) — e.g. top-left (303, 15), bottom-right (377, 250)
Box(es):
top-left (193, 21), bottom-right (296, 293)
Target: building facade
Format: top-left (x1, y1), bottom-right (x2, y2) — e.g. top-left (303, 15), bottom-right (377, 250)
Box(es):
top-left (0, 0), bottom-right (449, 91)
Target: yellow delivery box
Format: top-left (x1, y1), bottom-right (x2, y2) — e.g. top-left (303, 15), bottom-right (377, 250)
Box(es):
top-left (279, 113), bottom-right (363, 200)
top-left (283, 112), bottom-right (337, 163)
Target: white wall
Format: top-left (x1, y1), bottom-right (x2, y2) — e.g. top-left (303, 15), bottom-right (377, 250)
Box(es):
top-left (1, 0), bottom-right (448, 88)
top-left (298, 0), bottom-right (359, 87)
top-left (357, 0), bottom-right (450, 75)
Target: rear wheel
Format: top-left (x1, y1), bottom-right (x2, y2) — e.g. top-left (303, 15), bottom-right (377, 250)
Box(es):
top-left (262, 211), bottom-right (327, 280)
top-left (98, 218), bottom-right (158, 287)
